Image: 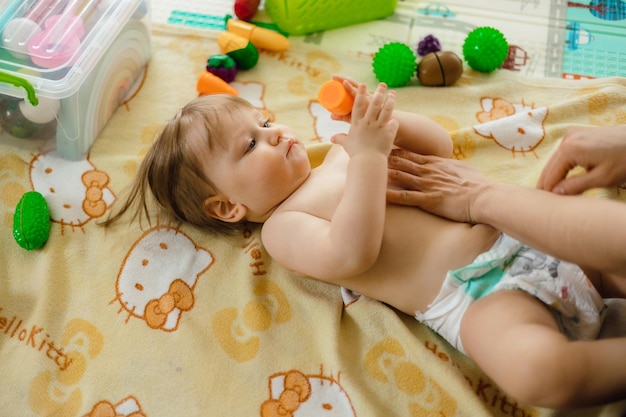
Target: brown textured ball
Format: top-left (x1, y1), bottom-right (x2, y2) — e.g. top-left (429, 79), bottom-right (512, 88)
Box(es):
top-left (417, 51), bottom-right (463, 86)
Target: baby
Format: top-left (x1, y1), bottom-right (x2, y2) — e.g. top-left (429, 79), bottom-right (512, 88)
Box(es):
top-left (106, 76), bottom-right (626, 409)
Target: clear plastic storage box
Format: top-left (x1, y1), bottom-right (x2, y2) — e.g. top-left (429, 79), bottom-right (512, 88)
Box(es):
top-left (0, 0), bottom-right (151, 160)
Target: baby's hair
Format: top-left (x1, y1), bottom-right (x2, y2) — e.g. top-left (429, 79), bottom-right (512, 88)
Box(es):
top-left (103, 94), bottom-right (256, 235)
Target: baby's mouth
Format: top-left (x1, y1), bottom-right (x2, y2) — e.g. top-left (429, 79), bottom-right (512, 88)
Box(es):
top-left (285, 137), bottom-right (295, 154)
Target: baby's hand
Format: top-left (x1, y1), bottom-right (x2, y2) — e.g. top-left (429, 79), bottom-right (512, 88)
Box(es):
top-left (331, 83), bottom-right (398, 157)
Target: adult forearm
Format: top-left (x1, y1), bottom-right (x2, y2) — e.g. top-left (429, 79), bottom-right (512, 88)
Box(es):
top-left (474, 183), bottom-right (626, 273)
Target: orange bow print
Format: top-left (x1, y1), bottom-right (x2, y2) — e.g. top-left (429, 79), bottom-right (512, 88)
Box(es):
top-left (145, 279), bottom-right (194, 330)
top-left (476, 98), bottom-right (515, 124)
top-left (87, 400), bottom-right (145, 417)
top-left (82, 170), bottom-right (110, 218)
top-left (261, 371), bottom-right (311, 417)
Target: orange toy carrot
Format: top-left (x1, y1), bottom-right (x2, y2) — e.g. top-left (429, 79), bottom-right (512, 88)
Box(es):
top-left (196, 72), bottom-right (239, 96)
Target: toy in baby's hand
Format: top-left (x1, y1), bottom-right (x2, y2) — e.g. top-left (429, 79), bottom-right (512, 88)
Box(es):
top-left (13, 191), bottom-right (51, 250)
top-left (462, 26), bottom-right (509, 73)
top-left (318, 80), bottom-right (353, 116)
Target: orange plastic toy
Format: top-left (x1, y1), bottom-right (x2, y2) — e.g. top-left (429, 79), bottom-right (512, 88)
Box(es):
top-left (196, 72), bottom-right (238, 96)
top-left (318, 80), bottom-right (353, 116)
top-left (226, 19), bottom-right (289, 52)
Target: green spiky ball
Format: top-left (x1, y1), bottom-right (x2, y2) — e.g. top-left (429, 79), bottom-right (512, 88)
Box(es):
top-left (372, 42), bottom-right (417, 87)
top-left (462, 27), bottom-right (509, 73)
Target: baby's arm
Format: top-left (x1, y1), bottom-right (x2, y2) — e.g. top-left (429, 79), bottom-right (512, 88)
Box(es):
top-left (332, 75), bottom-right (453, 158)
top-left (263, 83), bottom-right (398, 282)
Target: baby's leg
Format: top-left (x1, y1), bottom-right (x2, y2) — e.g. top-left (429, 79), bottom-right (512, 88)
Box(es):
top-left (460, 290), bottom-right (626, 408)
top-left (584, 268), bottom-right (626, 298)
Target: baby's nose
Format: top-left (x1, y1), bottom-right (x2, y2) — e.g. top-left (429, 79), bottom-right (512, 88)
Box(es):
top-left (268, 127), bottom-right (283, 145)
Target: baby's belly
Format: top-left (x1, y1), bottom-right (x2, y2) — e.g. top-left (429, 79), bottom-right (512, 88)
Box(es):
top-left (346, 205), bottom-right (501, 315)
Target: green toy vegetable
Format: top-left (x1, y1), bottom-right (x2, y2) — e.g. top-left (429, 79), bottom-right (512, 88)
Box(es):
top-left (13, 191), bottom-right (51, 250)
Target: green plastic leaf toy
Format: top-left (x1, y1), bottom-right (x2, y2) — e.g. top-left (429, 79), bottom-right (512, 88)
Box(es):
top-left (13, 191), bottom-right (51, 250)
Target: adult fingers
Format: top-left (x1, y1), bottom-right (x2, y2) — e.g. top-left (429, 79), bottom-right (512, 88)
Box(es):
top-left (388, 150), bottom-right (426, 171)
top-left (387, 157), bottom-right (431, 182)
top-left (386, 188), bottom-right (428, 206)
top-left (536, 151), bottom-right (576, 192)
top-left (389, 148), bottom-right (443, 166)
top-left (387, 167), bottom-right (424, 188)
top-left (551, 168), bottom-right (604, 195)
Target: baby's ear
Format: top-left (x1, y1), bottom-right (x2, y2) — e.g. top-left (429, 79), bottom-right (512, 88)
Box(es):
top-left (203, 196), bottom-right (247, 223)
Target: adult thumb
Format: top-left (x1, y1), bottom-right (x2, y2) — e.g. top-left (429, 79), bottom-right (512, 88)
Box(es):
top-left (553, 172), bottom-right (599, 195)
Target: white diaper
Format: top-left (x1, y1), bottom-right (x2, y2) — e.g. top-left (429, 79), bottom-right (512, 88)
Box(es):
top-left (415, 234), bottom-right (606, 354)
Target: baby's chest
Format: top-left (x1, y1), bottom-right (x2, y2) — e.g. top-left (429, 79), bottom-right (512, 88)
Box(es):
top-left (298, 149), bottom-right (349, 214)
top-left (297, 171), bottom-right (345, 218)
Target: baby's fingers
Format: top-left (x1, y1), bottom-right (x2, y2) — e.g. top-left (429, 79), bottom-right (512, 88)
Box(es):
top-left (379, 89), bottom-right (396, 122)
top-left (365, 83), bottom-right (387, 117)
top-left (332, 75), bottom-right (358, 97)
top-left (351, 83), bottom-right (369, 119)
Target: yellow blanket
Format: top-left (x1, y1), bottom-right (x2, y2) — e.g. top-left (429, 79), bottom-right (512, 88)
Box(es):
top-left (1, 4), bottom-right (626, 417)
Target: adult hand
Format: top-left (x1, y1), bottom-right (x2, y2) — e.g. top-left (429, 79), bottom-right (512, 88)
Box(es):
top-left (537, 125), bottom-right (626, 194)
top-left (386, 149), bottom-right (491, 223)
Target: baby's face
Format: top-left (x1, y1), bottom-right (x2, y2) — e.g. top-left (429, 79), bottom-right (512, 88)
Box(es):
top-left (201, 106), bottom-right (311, 221)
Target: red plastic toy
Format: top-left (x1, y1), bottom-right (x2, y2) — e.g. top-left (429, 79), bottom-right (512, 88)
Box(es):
top-left (234, 0), bottom-right (260, 21)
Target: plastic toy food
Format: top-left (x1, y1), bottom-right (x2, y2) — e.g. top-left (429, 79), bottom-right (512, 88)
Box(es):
top-left (196, 72), bottom-right (238, 96)
top-left (226, 19), bottom-right (289, 52)
top-left (417, 51), bottom-right (463, 86)
top-left (417, 34), bottom-right (441, 57)
top-left (206, 54), bottom-right (237, 82)
top-left (234, 0), bottom-right (260, 20)
top-left (372, 42), bottom-right (417, 88)
top-left (318, 80), bottom-right (353, 116)
top-left (13, 191), bottom-right (51, 250)
top-left (218, 31), bottom-right (259, 70)
top-left (462, 26), bottom-right (509, 73)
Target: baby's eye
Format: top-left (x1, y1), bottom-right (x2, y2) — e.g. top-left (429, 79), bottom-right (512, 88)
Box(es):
top-left (247, 138), bottom-right (256, 151)
top-left (263, 119), bottom-right (271, 128)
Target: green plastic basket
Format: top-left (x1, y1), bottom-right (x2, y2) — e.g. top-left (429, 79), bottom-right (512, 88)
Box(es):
top-left (264, 0), bottom-right (397, 35)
